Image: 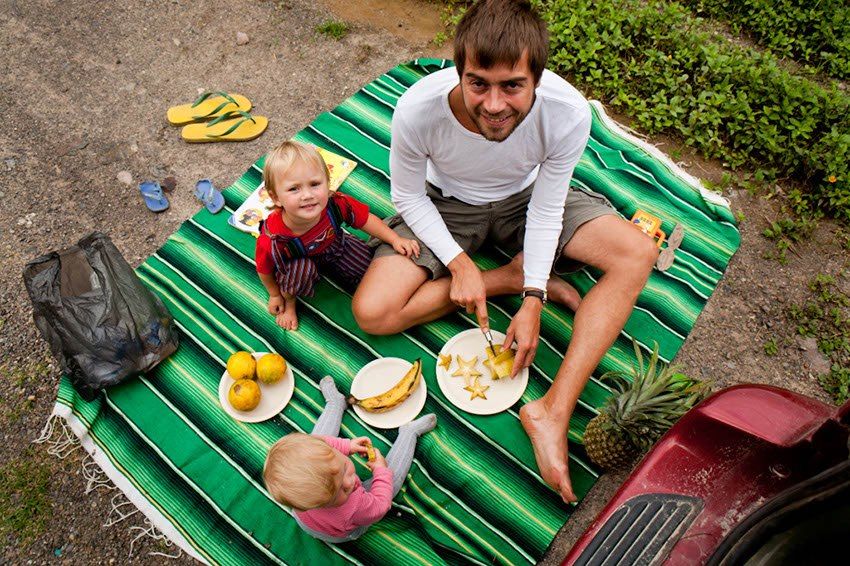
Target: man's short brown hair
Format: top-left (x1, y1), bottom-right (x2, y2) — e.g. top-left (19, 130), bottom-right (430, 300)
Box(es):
top-left (454, 0), bottom-right (549, 83)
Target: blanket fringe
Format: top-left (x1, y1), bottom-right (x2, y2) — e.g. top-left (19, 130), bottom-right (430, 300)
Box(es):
top-left (34, 413), bottom-right (80, 459)
top-left (82, 454), bottom-right (113, 494)
top-left (129, 516), bottom-right (184, 560)
top-left (35, 413), bottom-right (182, 561)
top-left (104, 492), bottom-right (139, 527)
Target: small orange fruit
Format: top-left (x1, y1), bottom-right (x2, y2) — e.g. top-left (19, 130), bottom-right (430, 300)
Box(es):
top-left (228, 379), bottom-right (261, 411)
top-left (227, 351), bottom-right (256, 380)
top-left (256, 353), bottom-right (287, 384)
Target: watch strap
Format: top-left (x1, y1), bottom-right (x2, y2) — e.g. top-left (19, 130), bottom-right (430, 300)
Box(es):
top-left (521, 289), bottom-right (547, 304)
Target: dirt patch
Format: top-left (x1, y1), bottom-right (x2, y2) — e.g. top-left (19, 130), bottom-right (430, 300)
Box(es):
top-left (1, 0), bottom-right (419, 562)
top-left (1, 0), bottom-right (846, 563)
top-left (319, 0), bottom-right (450, 53)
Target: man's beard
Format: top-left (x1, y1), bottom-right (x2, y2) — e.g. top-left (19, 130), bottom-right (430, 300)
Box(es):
top-left (473, 108), bottom-right (527, 142)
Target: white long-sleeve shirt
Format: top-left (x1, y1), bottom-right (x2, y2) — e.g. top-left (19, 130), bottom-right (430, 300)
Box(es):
top-left (390, 67), bottom-right (591, 290)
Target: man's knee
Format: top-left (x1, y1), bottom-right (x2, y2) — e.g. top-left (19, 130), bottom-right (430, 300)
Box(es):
top-left (592, 225), bottom-right (658, 278)
top-left (352, 296), bottom-right (392, 335)
top-left (617, 232), bottom-right (659, 286)
top-left (353, 294), bottom-right (412, 335)
top-left (633, 235), bottom-right (660, 270)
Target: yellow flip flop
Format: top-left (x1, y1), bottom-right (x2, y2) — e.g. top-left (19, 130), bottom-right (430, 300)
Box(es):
top-left (167, 91), bottom-right (252, 126)
top-left (181, 110), bottom-right (268, 143)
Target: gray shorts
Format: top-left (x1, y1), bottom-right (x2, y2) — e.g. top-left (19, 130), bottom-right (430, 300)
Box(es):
top-left (370, 182), bottom-right (617, 279)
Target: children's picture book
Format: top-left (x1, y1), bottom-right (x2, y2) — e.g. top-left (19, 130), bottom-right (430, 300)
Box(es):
top-left (228, 147), bottom-right (358, 235)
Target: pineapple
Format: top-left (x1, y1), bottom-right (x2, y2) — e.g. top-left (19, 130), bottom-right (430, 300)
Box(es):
top-left (583, 340), bottom-right (710, 470)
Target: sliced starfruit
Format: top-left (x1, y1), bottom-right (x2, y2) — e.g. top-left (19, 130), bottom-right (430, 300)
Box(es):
top-left (483, 345), bottom-right (516, 380)
top-left (464, 376), bottom-right (489, 400)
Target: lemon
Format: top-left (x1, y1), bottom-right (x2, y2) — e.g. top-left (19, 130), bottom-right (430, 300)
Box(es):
top-left (227, 351), bottom-right (256, 380)
top-left (228, 379), bottom-right (261, 411)
top-left (256, 353), bottom-right (287, 384)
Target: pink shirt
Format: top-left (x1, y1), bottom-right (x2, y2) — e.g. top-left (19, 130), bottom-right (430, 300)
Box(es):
top-left (296, 436), bottom-right (394, 537)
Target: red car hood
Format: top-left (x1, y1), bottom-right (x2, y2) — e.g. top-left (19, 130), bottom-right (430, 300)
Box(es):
top-left (564, 385), bottom-right (850, 565)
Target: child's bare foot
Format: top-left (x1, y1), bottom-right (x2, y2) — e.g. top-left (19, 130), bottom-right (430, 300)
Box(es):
top-left (275, 300), bottom-right (299, 330)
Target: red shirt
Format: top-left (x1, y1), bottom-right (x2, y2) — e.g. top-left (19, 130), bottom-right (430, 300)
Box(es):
top-left (255, 192), bottom-right (369, 274)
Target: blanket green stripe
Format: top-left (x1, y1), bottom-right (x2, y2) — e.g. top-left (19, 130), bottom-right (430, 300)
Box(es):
top-left (149, 220), bottom-right (571, 552)
top-left (54, 59), bottom-right (739, 565)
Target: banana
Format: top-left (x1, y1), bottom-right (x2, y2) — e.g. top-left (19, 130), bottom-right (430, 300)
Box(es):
top-left (348, 359), bottom-right (422, 413)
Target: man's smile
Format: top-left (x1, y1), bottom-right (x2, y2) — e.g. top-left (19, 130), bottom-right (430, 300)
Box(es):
top-left (481, 112), bottom-right (513, 127)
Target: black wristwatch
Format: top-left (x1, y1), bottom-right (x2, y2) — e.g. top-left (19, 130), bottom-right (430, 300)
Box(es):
top-left (521, 288), bottom-right (548, 304)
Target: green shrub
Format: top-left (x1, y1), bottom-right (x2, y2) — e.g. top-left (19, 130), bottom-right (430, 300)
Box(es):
top-left (789, 272), bottom-right (850, 403)
top-left (680, 0), bottom-right (850, 80)
top-left (539, 0), bottom-right (850, 222)
top-left (820, 365), bottom-right (850, 404)
top-left (316, 19), bottom-right (349, 40)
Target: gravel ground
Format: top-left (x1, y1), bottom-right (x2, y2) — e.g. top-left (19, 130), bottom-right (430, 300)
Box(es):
top-left (1, 0), bottom-right (845, 563)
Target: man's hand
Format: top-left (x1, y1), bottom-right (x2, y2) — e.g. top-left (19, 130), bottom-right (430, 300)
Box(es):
top-left (447, 253), bottom-right (489, 330)
top-left (503, 297), bottom-right (543, 376)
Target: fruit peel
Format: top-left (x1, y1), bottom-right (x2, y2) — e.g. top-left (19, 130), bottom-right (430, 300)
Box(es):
top-left (227, 351), bottom-right (257, 380)
top-left (349, 359), bottom-right (422, 413)
top-left (229, 378), bottom-right (261, 411)
top-left (483, 345), bottom-right (515, 380)
top-left (257, 353), bottom-right (287, 384)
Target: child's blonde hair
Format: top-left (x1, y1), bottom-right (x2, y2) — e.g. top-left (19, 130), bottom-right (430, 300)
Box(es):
top-left (262, 141), bottom-right (330, 202)
top-left (263, 433), bottom-right (341, 510)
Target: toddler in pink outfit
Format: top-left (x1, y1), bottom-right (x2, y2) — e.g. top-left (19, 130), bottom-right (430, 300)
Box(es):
top-left (263, 376), bottom-right (436, 542)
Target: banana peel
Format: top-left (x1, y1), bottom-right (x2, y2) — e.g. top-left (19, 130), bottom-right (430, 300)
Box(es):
top-left (348, 359), bottom-right (422, 413)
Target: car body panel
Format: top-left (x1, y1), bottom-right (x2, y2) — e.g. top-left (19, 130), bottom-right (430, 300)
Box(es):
top-left (564, 385), bottom-right (850, 565)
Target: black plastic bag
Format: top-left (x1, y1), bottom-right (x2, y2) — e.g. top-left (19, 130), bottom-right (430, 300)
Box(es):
top-left (23, 232), bottom-right (178, 400)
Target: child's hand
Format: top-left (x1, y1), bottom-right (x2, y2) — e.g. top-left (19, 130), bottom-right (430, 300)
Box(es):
top-left (350, 437), bottom-right (372, 456)
top-left (267, 295), bottom-right (284, 315)
top-left (393, 238), bottom-right (420, 258)
top-left (367, 447), bottom-right (387, 471)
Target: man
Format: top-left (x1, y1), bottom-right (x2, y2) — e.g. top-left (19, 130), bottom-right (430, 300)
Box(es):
top-left (352, 0), bottom-right (658, 503)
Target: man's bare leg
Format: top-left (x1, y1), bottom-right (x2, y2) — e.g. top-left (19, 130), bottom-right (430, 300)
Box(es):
top-left (509, 251), bottom-right (582, 311)
top-left (354, 252), bottom-right (534, 335)
top-left (520, 216), bottom-right (658, 503)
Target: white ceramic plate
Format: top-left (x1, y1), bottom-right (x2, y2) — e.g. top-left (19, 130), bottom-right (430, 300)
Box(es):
top-left (436, 328), bottom-right (529, 415)
top-left (350, 357), bottom-right (427, 429)
top-left (218, 352), bottom-right (295, 423)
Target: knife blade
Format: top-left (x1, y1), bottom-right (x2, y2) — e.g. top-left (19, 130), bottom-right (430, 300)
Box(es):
top-left (483, 328), bottom-right (497, 357)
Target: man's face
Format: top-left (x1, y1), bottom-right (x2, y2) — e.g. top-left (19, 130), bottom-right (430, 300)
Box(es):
top-left (458, 52), bottom-right (537, 142)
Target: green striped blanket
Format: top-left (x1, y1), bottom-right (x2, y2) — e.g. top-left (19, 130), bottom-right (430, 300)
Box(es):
top-left (51, 59), bottom-right (739, 565)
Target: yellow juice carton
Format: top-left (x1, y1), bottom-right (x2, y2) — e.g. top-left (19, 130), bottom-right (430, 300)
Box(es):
top-left (630, 209), bottom-right (666, 247)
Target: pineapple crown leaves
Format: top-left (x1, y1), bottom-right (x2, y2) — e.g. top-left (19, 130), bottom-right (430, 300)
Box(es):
top-left (598, 340), bottom-right (711, 450)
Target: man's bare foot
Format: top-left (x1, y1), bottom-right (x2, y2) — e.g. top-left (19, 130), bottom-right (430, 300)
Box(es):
top-left (547, 277), bottom-right (581, 312)
top-left (520, 398), bottom-right (577, 503)
top-left (275, 301), bottom-right (299, 330)
top-left (506, 253), bottom-right (525, 287)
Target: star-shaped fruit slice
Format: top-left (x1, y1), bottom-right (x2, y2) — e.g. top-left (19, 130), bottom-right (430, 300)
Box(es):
top-left (463, 376), bottom-right (489, 400)
top-left (451, 355), bottom-right (482, 385)
top-left (483, 345), bottom-right (516, 380)
top-left (438, 353), bottom-right (453, 372)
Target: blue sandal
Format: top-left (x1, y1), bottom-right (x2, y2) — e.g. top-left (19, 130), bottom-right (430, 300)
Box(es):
top-left (139, 180), bottom-right (169, 212)
top-left (194, 179), bottom-right (224, 214)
